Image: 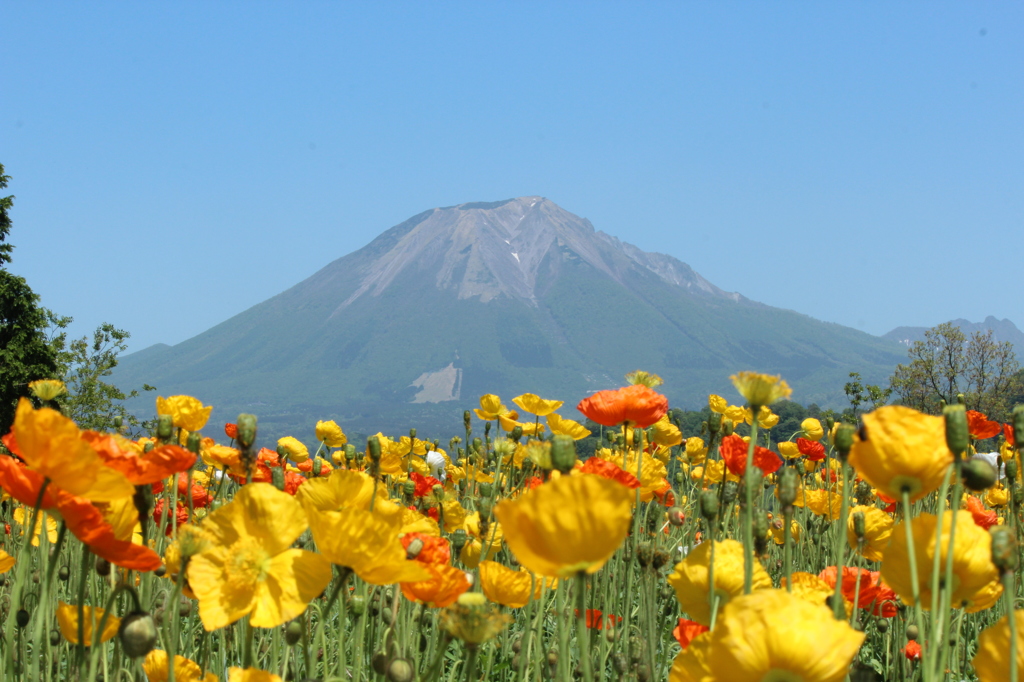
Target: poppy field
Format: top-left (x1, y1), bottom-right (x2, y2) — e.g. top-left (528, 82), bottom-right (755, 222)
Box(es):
top-left (1, 372), bottom-right (1024, 682)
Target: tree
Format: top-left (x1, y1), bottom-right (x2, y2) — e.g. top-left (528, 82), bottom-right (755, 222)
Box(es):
top-left (844, 371), bottom-right (891, 419)
top-left (889, 322), bottom-right (1023, 421)
top-left (0, 163), bottom-right (61, 434)
top-left (46, 315), bottom-right (156, 433)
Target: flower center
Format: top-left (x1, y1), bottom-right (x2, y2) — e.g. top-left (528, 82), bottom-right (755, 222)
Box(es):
top-left (762, 670), bottom-right (803, 682)
top-left (226, 536), bottom-right (270, 593)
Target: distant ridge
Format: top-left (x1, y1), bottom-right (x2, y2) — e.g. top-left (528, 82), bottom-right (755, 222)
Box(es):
top-left (883, 316), bottom-right (1023, 362)
top-left (115, 197), bottom-right (907, 439)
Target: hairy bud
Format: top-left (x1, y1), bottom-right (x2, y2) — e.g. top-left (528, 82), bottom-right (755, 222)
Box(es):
top-left (944, 404), bottom-right (970, 456)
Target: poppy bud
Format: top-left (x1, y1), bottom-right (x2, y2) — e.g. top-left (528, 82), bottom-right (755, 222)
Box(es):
top-left (906, 624), bottom-right (919, 640)
top-left (877, 619), bottom-right (889, 633)
top-left (451, 528), bottom-right (468, 554)
top-left (312, 458), bottom-right (323, 477)
top-left (284, 620), bottom-right (303, 646)
top-left (156, 415), bottom-right (174, 441)
top-left (16, 609), bottom-right (29, 628)
top-left (1014, 405), bottom-right (1024, 450)
top-left (344, 443), bottom-right (357, 462)
top-left (58, 566), bottom-right (69, 581)
top-left (722, 481), bottom-right (739, 506)
top-left (833, 423), bottom-right (855, 458)
top-left (236, 414), bottom-right (257, 449)
top-left (349, 595), bottom-right (366, 616)
top-left (667, 507), bottom-right (685, 526)
top-left (990, 526), bottom-right (1018, 574)
top-left (957, 393), bottom-right (966, 405)
top-left (271, 466), bottom-right (285, 491)
top-left (962, 459), bottom-right (997, 492)
top-left (854, 480), bottom-right (874, 505)
top-left (636, 543), bottom-right (653, 567)
top-left (402, 480), bottom-right (416, 498)
top-left (50, 630), bottom-right (60, 646)
top-left (509, 425), bottom-right (522, 442)
top-left (95, 558), bottom-right (111, 576)
top-left (432, 484), bottom-right (444, 501)
top-left (943, 404), bottom-right (970, 456)
top-left (404, 538), bottom-right (427, 562)
top-left (1006, 460), bottom-right (1018, 483)
top-left (386, 658), bottom-right (416, 682)
top-left (478, 500), bottom-right (493, 520)
top-left (753, 512), bottom-right (770, 538)
top-left (367, 436), bottom-right (381, 462)
top-left (939, 399), bottom-right (947, 410)
top-left (778, 467), bottom-right (799, 508)
top-left (550, 435), bottom-right (576, 474)
top-left (722, 419), bottom-right (734, 437)
top-left (484, 421), bottom-right (491, 436)
top-left (118, 612), bottom-right (158, 658)
top-left (276, 444), bottom-right (288, 460)
top-left (464, 410), bottom-right (472, 427)
top-left (185, 431), bottom-right (201, 455)
top-left (699, 490), bottom-right (719, 520)
top-left (113, 415), bottom-right (123, 429)
top-left (143, 441), bottom-right (155, 453)
top-left (706, 415), bottom-right (720, 434)
top-left (473, 437), bottom-right (483, 452)
top-left (612, 654), bottom-right (628, 673)
top-left (852, 511), bottom-right (866, 540)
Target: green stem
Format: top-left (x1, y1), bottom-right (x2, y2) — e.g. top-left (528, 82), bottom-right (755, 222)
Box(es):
top-left (575, 573), bottom-right (594, 682)
top-left (743, 415), bottom-right (760, 594)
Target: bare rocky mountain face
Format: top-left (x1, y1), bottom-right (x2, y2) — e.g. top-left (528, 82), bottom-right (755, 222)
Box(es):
top-left (115, 197), bottom-right (906, 439)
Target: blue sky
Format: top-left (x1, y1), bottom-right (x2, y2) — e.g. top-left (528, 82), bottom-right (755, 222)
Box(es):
top-left (3, 2), bottom-right (1022, 353)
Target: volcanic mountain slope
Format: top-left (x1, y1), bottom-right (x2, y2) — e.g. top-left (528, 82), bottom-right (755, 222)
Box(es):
top-left (114, 197), bottom-right (906, 438)
top-left (884, 317), bottom-right (1023, 362)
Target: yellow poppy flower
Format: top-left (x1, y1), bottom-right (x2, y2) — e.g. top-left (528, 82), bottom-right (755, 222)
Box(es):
top-left (28, 379), bottom-right (66, 401)
top-left (202, 444), bottom-right (242, 471)
top-left (986, 485), bottom-right (1010, 507)
top-left (143, 650), bottom-right (219, 682)
top-left (670, 590), bottom-right (864, 682)
top-left (723, 405), bottom-right (746, 426)
top-left (474, 394), bottom-right (510, 421)
top-left (730, 371), bottom-right (792, 407)
top-left (463, 511), bottom-right (504, 557)
top-left (512, 393), bottom-right (564, 417)
top-left (848, 406), bottom-right (953, 502)
top-left (708, 394), bottom-right (728, 414)
top-left (744, 406), bottom-right (779, 429)
top-left (498, 413), bottom-right (545, 435)
top-left (479, 560), bottom-right (541, 607)
top-left (546, 413), bottom-right (592, 440)
top-left (667, 539), bottom-right (772, 626)
top-left (440, 499), bottom-right (468, 533)
top-left (881, 510), bottom-right (1002, 613)
top-left (846, 505), bottom-right (892, 562)
top-left (778, 441), bottom-right (801, 460)
top-left (402, 506), bottom-right (441, 537)
top-left (683, 437), bottom-right (708, 465)
top-left (13, 507), bottom-right (58, 546)
top-left (0, 549), bottom-right (15, 573)
top-left (651, 414), bottom-right (683, 447)
top-left (495, 474), bottom-right (632, 578)
top-left (603, 451), bottom-right (667, 502)
top-left (187, 483), bottom-right (333, 630)
top-left (314, 420), bottom-right (346, 448)
top-left (276, 436), bottom-right (309, 463)
top-left (782, 572), bottom-right (839, 613)
top-left (56, 601), bottom-right (120, 645)
top-left (802, 489), bottom-right (844, 519)
top-left (155, 395), bottom-right (212, 432)
top-left (973, 611), bottom-right (1024, 682)
top-left (802, 418), bottom-right (824, 441)
top-left (625, 370), bottom-right (664, 388)
top-left (308, 505), bottom-right (429, 585)
top-left (769, 517), bottom-right (801, 545)
top-left (296, 469), bottom-right (382, 512)
top-left (10, 398), bottom-right (133, 502)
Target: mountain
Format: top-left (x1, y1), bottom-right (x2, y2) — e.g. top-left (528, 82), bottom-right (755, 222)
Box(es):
top-left (883, 317), bottom-right (1023, 362)
top-left (114, 197), bottom-right (907, 440)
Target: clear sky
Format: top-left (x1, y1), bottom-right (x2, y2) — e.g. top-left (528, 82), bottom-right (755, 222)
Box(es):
top-left (3, 2), bottom-right (1022, 353)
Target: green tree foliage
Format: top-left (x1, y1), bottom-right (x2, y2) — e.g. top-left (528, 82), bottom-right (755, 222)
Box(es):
top-left (46, 315), bottom-right (155, 433)
top-left (890, 321), bottom-right (1023, 421)
top-left (843, 371), bottom-right (892, 418)
top-left (0, 163), bottom-right (60, 434)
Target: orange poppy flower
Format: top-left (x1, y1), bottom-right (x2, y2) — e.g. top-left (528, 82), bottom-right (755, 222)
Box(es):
top-left (796, 437), bottom-right (826, 462)
top-left (720, 434), bottom-right (782, 476)
top-left (578, 457), bottom-right (641, 489)
top-left (966, 496), bottom-right (999, 530)
top-left (401, 533), bottom-right (451, 565)
top-left (225, 423), bottom-right (239, 440)
top-left (902, 641), bottom-right (922, 661)
top-left (575, 385), bottom-right (668, 428)
top-left (819, 566), bottom-right (897, 618)
top-left (83, 432), bottom-right (195, 485)
top-left (967, 411), bottom-right (1002, 440)
top-left (672, 618), bottom-right (710, 649)
top-left (0, 457), bottom-right (161, 570)
top-left (400, 563), bottom-right (471, 608)
top-left (574, 608), bottom-right (622, 630)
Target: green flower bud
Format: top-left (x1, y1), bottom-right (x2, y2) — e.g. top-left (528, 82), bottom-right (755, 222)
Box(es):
top-left (778, 467), bottom-right (799, 508)
top-left (962, 459), bottom-right (997, 492)
top-left (1006, 460), bottom-right (1018, 483)
top-left (312, 458), bottom-right (323, 477)
top-left (906, 624), bottom-right (919, 641)
top-left (405, 538), bottom-right (424, 560)
top-left (1014, 405), bottom-right (1024, 450)
top-left (668, 507), bottom-right (685, 526)
top-left (118, 612), bottom-right (158, 658)
top-left (284, 620), bottom-right (303, 646)
top-left (990, 526), bottom-right (1019, 574)
top-left (186, 432), bottom-right (201, 455)
top-left (852, 511), bottom-right (866, 539)
top-left (156, 415), bottom-right (174, 441)
top-left (113, 415), bottom-right (123, 429)
top-left (943, 404), bottom-right (970, 456)
top-left (451, 528), bottom-right (468, 554)
top-left (550, 435), bottom-right (577, 474)
top-left (722, 419), bottom-right (734, 437)
top-left (402, 479), bottom-right (416, 497)
top-left (367, 436), bottom-right (381, 462)
top-left (349, 594), bottom-right (366, 616)
top-left (833, 423), bottom-right (856, 458)
top-left (143, 441), bottom-right (155, 453)
top-left (511, 425), bottom-right (524, 442)
top-left (236, 414), bottom-right (257, 449)
top-left (699, 490), bottom-right (719, 520)
top-left (706, 415), bottom-right (720, 434)
top-left (271, 466), bottom-right (285, 491)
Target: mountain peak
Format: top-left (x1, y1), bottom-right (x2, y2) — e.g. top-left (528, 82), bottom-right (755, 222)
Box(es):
top-left (330, 197), bottom-right (736, 315)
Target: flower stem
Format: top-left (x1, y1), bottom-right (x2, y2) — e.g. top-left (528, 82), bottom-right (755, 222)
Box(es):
top-left (575, 573), bottom-right (594, 682)
top-left (743, 415), bottom-right (760, 594)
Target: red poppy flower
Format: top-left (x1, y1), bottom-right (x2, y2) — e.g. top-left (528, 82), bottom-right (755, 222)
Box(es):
top-left (1006, 423), bottom-right (1017, 446)
top-left (224, 423), bottom-right (238, 440)
top-left (283, 471), bottom-right (307, 495)
top-left (83, 432), bottom-right (196, 485)
top-left (401, 532), bottom-right (451, 565)
top-left (524, 476), bottom-right (544, 490)
top-left (819, 566), bottom-right (897, 618)
top-left (409, 471), bottom-right (442, 498)
top-left (574, 608), bottom-right (622, 630)
top-left (579, 458), bottom-right (641, 489)
top-left (876, 490), bottom-right (898, 513)
top-left (967, 411), bottom-right (1001, 440)
top-left (672, 618), bottom-right (709, 649)
top-left (654, 480), bottom-right (675, 506)
top-left (902, 641), bottom-right (922, 661)
top-left (256, 447), bottom-right (281, 467)
top-left (720, 434), bottom-right (782, 476)
top-left (796, 437), bottom-right (826, 462)
top-left (153, 499), bottom-right (191, 535)
top-left (966, 496), bottom-right (999, 530)
top-left (576, 385), bottom-right (669, 428)
top-left (152, 473), bottom-right (211, 509)
top-left (0, 457), bottom-right (161, 571)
